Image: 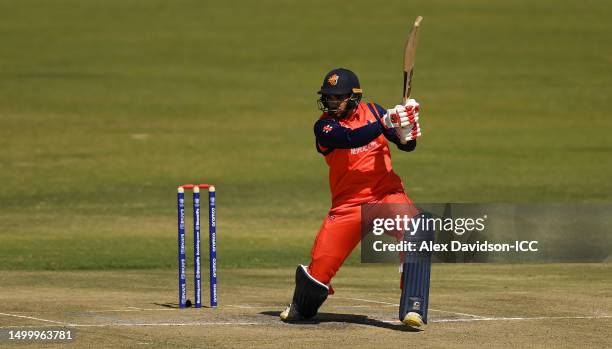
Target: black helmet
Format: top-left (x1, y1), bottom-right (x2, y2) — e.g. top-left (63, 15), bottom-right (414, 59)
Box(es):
top-left (317, 68), bottom-right (363, 115)
top-left (318, 68), bottom-right (362, 95)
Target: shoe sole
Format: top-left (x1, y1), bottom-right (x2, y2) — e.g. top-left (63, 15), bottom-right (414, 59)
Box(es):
top-left (402, 313), bottom-right (424, 327)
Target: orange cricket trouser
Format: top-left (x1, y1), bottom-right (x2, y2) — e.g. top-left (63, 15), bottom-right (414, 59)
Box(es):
top-left (308, 191), bottom-right (417, 285)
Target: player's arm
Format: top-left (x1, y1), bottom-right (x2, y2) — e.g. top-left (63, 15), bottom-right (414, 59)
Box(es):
top-left (314, 118), bottom-right (383, 149)
top-left (373, 103), bottom-right (417, 152)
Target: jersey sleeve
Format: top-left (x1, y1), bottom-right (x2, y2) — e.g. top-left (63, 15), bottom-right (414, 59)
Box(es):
top-left (372, 103), bottom-right (417, 152)
top-left (314, 118), bottom-right (383, 149)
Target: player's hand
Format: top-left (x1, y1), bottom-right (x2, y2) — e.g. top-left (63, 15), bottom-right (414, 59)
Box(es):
top-left (399, 99), bottom-right (421, 142)
top-left (403, 98), bottom-right (420, 113)
top-left (381, 105), bottom-right (412, 129)
top-left (398, 121), bottom-right (421, 142)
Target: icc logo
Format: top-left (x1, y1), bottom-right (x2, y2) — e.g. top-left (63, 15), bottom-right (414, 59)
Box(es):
top-left (327, 74), bottom-right (339, 86)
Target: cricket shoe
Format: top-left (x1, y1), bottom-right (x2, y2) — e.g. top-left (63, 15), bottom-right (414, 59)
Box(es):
top-left (402, 311), bottom-right (424, 327)
top-left (280, 303), bottom-right (303, 322)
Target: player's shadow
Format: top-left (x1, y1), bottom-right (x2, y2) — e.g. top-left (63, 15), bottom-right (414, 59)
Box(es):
top-left (155, 302), bottom-right (180, 309)
top-left (260, 311), bottom-right (420, 332)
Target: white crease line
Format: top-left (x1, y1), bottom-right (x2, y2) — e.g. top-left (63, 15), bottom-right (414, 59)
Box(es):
top-left (226, 305), bottom-right (274, 309)
top-left (0, 325), bottom-right (68, 329)
top-left (69, 322), bottom-right (268, 327)
top-left (429, 315), bottom-right (612, 323)
top-left (334, 297), bottom-right (396, 306)
top-left (88, 308), bottom-right (175, 313)
top-left (328, 304), bottom-right (397, 308)
top-left (226, 304), bottom-right (389, 309)
top-left (0, 323), bottom-right (269, 328)
top-left (334, 296), bottom-right (486, 318)
top-left (0, 315), bottom-right (612, 328)
top-left (0, 312), bottom-right (68, 326)
top-left (429, 308), bottom-right (487, 319)
top-left (1, 315), bottom-right (611, 329)
top-left (4, 300), bottom-right (475, 315)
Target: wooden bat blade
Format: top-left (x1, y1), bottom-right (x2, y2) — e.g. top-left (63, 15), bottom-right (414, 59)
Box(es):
top-left (403, 16), bottom-right (423, 103)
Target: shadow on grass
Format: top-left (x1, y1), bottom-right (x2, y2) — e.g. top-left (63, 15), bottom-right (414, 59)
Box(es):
top-left (260, 311), bottom-right (420, 332)
top-left (153, 302), bottom-right (215, 309)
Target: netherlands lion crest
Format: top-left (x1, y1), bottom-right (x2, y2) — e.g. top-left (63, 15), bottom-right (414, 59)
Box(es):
top-left (327, 74), bottom-right (339, 86)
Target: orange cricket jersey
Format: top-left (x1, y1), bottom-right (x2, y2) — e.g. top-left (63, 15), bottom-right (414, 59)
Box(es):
top-left (316, 102), bottom-right (405, 208)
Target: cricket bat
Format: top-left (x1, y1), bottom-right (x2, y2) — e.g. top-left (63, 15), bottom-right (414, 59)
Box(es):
top-left (403, 16), bottom-right (423, 104)
top-left (399, 16), bottom-right (423, 144)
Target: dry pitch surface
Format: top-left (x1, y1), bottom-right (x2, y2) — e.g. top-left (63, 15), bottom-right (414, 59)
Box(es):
top-left (1, 264), bottom-right (610, 348)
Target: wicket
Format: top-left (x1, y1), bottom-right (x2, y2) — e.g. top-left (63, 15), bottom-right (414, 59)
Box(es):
top-left (177, 183), bottom-right (217, 308)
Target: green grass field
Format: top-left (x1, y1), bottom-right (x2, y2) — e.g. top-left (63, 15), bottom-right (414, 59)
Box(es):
top-left (0, 1), bottom-right (610, 347)
top-left (1, 0), bottom-right (610, 270)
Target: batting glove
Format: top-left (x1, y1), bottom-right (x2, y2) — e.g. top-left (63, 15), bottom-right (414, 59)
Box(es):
top-left (381, 105), bottom-right (412, 129)
top-left (398, 121), bottom-right (421, 142)
top-left (399, 99), bottom-right (421, 142)
top-left (403, 98), bottom-right (420, 112)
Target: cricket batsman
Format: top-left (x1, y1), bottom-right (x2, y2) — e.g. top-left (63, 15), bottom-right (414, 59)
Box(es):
top-left (281, 68), bottom-right (432, 327)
